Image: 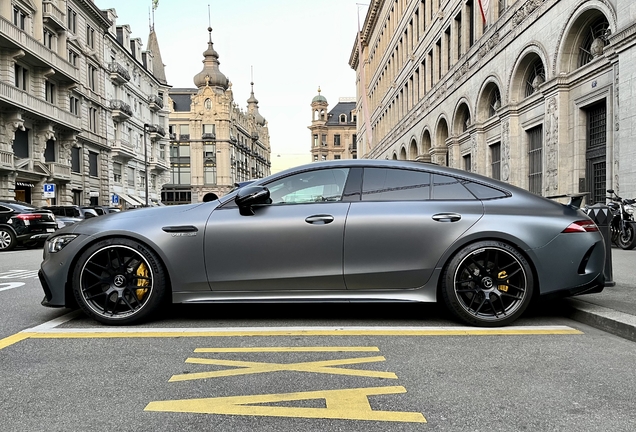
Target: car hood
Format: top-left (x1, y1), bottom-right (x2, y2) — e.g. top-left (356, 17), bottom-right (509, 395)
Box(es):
top-left (59, 202), bottom-right (219, 236)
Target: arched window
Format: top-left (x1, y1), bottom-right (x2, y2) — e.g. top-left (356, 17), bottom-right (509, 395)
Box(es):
top-left (339, 114), bottom-right (347, 123)
top-left (489, 87), bottom-right (501, 117)
top-left (578, 17), bottom-right (610, 67)
top-left (525, 59), bottom-right (545, 98)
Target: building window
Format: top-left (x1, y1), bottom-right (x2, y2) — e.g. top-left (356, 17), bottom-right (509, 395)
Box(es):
top-left (71, 147), bottom-right (81, 173)
top-left (489, 87), bottom-right (502, 117)
top-left (67, 8), bottom-right (76, 33)
top-left (313, 155), bottom-right (318, 161)
top-left (43, 29), bottom-right (55, 49)
top-left (127, 167), bottom-right (135, 187)
top-left (45, 80), bottom-right (55, 103)
top-left (528, 125), bottom-right (543, 195)
top-left (179, 124), bottom-right (190, 139)
top-left (334, 155), bottom-right (341, 160)
top-left (140, 171), bottom-right (146, 191)
top-left (89, 107), bottom-right (97, 132)
top-left (321, 134), bottom-right (327, 146)
top-left (313, 134), bottom-right (318, 147)
top-left (490, 142), bottom-right (501, 180)
top-left (334, 135), bottom-right (341, 146)
top-left (339, 114), bottom-right (347, 123)
top-left (13, 129), bottom-right (29, 158)
top-left (13, 6), bottom-right (27, 30)
top-left (70, 95), bottom-right (79, 115)
top-left (89, 152), bottom-right (98, 177)
top-left (170, 144), bottom-right (191, 185)
top-left (88, 64), bottom-right (97, 91)
top-left (525, 60), bottom-right (545, 98)
top-left (68, 50), bottom-right (78, 66)
top-left (44, 139), bottom-right (56, 162)
top-left (463, 154), bottom-right (471, 172)
top-left (14, 64), bottom-right (28, 90)
top-left (578, 17), bottom-right (610, 68)
top-left (86, 25), bottom-right (95, 49)
top-left (159, 144), bottom-right (165, 160)
top-left (113, 162), bottom-right (122, 183)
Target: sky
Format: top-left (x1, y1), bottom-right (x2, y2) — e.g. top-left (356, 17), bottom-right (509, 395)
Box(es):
top-left (95, 0), bottom-right (368, 160)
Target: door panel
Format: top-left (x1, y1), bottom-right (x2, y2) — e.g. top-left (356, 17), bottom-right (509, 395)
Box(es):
top-left (344, 201), bottom-right (483, 290)
top-left (205, 203), bottom-right (350, 291)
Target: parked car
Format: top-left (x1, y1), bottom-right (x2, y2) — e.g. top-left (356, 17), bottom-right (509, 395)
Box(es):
top-left (39, 160), bottom-right (607, 326)
top-left (0, 200), bottom-right (58, 251)
top-left (41, 205), bottom-right (98, 227)
top-left (82, 205), bottom-right (110, 216)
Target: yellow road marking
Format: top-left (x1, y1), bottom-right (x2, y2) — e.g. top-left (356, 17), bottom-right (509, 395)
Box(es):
top-left (170, 355), bottom-right (397, 381)
top-left (0, 333), bottom-right (31, 350)
top-left (194, 346), bottom-right (380, 353)
top-left (145, 386), bottom-right (426, 423)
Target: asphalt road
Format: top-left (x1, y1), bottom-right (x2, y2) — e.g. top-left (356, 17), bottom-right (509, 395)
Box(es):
top-left (1, 248), bottom-right (635, 432)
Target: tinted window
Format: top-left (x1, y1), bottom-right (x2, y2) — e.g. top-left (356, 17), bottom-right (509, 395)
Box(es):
top-left (0, 205), bottom-right (11, 213)
top-left (362, 168), bottom-right (430, 201)
top-left (464, 181), bottom-right (508, 199)
top-left (267, 168), bottom-right (349, 204)
top-left (431, 174), bottom-right (476, 200)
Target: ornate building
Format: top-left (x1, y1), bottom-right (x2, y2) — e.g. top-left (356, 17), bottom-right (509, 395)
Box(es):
top-left (309, 88), bottom-right (358, 161)
top-left (166, 28), bottom-right (271, 205)
top-left (0, 0), bottom-right (169, 207)
top-left (350, 0), bottom-right (636, 204)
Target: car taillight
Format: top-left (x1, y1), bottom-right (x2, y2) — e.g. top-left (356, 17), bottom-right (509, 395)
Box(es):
top-left (16, 214), bottom-right (42, 221)
top-left (562, 220), bottom-right (599, 233)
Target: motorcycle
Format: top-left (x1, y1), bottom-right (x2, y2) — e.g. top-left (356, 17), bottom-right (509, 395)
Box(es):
top-left (606, 189), bottom-right (636, 250)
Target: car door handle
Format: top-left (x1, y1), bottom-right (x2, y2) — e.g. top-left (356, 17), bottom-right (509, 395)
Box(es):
top-left (432, 213), bottom-right (462, 222)
top-left (305, 215), bottom-right (335, 225)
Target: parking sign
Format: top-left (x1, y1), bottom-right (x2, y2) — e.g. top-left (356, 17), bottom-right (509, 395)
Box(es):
top-left (43, 183), bottom-right (55, 198)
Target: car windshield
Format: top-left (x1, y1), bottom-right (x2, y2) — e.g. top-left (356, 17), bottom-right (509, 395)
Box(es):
top-left (8, 202), bottom-right (37, 212)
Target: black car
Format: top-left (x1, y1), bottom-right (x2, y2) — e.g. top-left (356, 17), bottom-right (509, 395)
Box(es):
top-left (0, 201), bottom-right (58, 251)
top-left (41, 205), bottom-right (98, 227)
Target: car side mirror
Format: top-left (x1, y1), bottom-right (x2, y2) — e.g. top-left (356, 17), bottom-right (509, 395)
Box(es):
top-left (235, 185), bottom-right (270, 216)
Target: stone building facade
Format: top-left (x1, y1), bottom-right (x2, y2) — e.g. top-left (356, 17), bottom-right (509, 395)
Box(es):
top-left (309, 88), bottom-right (358, 161)
top-left (166, 29), bottom-right (271, 205)
top-left (350, 0), bottom-right (636, 204)
top-left (0, 0), bottom-right (169, 207)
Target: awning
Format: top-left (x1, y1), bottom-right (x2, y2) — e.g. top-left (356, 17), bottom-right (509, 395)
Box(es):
top-left (116, 193), bottom-right (143, 206)
top-left (16, 182), bottom-right (35, 187)
top-left (132, 195), bottom-right (148, 206)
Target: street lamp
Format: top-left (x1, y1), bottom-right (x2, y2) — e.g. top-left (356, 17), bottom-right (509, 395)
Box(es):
top-left (143, 123), bottom-right (150, 207)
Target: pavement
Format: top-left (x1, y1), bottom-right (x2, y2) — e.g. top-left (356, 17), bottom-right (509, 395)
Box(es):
top-left (561, 246), bottom-right (636, 342)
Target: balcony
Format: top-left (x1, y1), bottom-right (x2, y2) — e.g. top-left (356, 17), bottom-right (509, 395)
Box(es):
top-left (42, 1), bottom-right (65, 30)
top-left (109, 61), bottom-right (131, 85)
top-left (179, 134), bottom-right (190, 141)
top-left (0, 149), bottom-right (13, 172)
top-left (148, 94), bottom-right (164, 111)
top-left (169, 133), bottom-right (177, 141)
top-left (147, 124), bottom-right (166, 141)
top-left (202, 132), bottom-right (216, 141)
top-left (45, 162), bottom-right (71, 181)
top-left (0, 16), bottom-right (79, 82)
top-left (149, 156), bottom-right (169, 172)
top-left (110, 99), bottom-right (132, 122)
top-left (110, 139), bottom-right (135, 160)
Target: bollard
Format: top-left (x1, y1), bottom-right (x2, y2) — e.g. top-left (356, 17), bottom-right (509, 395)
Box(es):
top-left (585, 203), bottom-right (614, 286)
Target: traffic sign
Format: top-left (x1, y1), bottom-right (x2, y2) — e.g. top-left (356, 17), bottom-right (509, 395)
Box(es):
top-left (43, 183), bottom-right (55, 198)
top-left (112, 195), bottom-right (119, 204)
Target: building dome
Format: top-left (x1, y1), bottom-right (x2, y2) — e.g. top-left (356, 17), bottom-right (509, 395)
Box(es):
top-left (193, 27), bottom-right (228, 90)
top-left (312, 87), bottom-right (327, 104)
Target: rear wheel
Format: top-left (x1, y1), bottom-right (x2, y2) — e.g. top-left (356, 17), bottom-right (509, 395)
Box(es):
top-left (72, 238), bottom-right (167, 325)
top-left (0, 227), bottom-right (17, 251)
top-left (441, 241), bottom-right (534, 327)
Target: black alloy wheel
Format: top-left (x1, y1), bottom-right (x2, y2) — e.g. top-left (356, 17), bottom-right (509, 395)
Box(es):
top-left (442, 241), bottom-right (534, 327)
top-left (0, 227), bottom-right (17, 251)
top-left (72, 239), bottom-right (166, 325)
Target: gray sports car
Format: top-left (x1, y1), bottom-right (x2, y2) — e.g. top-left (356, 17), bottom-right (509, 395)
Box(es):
top-left (39, 160), bottom-right (607, 327)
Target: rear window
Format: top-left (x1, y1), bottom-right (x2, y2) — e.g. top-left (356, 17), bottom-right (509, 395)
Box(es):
top-left (463, 181), bottom-right (508, 199)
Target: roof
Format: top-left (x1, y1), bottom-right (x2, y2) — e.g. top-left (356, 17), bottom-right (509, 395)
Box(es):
top-left (326, 101), bottom-right (356, 125)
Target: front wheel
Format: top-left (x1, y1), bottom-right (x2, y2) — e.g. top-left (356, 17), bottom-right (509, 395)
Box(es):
top-left (72, 238), bottom-right (167, 325)
top-left (617, 221), bottom-right (636, 250)
top-left (441, 241), bottom-right (534, 327)
top-left (0, 228), bottom-right (17, 251)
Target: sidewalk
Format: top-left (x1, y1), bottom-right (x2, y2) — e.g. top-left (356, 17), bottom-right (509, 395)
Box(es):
top-left (562, 247), bottom-right (636, 342)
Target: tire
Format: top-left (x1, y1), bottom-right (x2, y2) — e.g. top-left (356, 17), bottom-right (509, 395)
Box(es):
top-left (617, 222), bottom-right (636, 250)
top-left (441, 241), bottom-right (534, 327)
top-left (0, 227), bottom-right (17, 252)
top-left (72, 238), bottom-right (167, 325)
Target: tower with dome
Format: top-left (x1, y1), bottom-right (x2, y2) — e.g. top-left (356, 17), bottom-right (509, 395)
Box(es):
top-left (308, 88), bottom-right (358, 162)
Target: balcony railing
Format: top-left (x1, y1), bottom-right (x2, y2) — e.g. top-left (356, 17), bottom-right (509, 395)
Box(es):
top-left (0, 149), bottom-right (13, 171)
top-left (0, 16), bottom-right (78, 81)
top-left (110, 99), bottom-right (132, 122)
top-left (42, 1), bottom-right (65, 30)
top-left (148, 94), bottom-right (164, 111)
top-left (147, 124), bottom-right (166, 141)
top-left (179, 134), bottom-right (190, 141)
top-left (109, 61), bottom-right (131, 84)
top-left (45, 162), bottom-right (71, 181)
top-left (0, 81), bottom-right (81, 130)
top-left (169, 133), bottom-right (177, 141)
top-left (110, 139), bottom-right (135, 160)
top-left (202, 132), bottom-right (216, 140)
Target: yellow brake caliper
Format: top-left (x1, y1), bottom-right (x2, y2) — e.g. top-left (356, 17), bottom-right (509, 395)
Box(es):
top-left (497, 270), bottom-right (509, 292)
top-left (135, 263), bottom-right (150, 300)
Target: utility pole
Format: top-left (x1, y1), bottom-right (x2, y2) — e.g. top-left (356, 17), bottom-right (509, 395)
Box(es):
top-left (143, 123), bottom-right (150, 207)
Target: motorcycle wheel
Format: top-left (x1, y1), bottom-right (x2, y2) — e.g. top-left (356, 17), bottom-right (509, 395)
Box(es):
top-left (618, 222), bottom-right (636, 250)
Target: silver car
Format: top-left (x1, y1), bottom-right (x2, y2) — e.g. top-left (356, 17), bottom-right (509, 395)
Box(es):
top-left (39, 160), bottom-right (607, 326)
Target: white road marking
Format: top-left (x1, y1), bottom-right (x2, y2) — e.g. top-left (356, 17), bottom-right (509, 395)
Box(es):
top-left (0, 270), bottom-right (39, 279)
top-left (0, 282), bottom-right (25, 292)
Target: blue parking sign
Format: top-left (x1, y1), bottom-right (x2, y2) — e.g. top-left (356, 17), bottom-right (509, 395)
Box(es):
top-left (112, 195), bottom-right (119, 204)
top-left (43, 184), bottom-right (55, 193)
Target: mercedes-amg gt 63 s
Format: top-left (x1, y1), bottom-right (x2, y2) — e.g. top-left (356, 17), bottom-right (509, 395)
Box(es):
top-left (39, 160), bottom-right (607, 327)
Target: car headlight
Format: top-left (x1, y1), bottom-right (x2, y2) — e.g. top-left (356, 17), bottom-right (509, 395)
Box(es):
top-left (47, 234), bottom-right (78, 253)
top-left (625, 205), bottom-right (634, 215)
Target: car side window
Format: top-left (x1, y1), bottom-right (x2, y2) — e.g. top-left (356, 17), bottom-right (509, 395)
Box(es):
top-left (431, 174), bottom-right (476, 200)
top-left (267, 168), bottom-right (350, 204)
top-left (0, 205), bottom-right (10, 213)
top-left (361, 168), bottom-right (430, 201)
